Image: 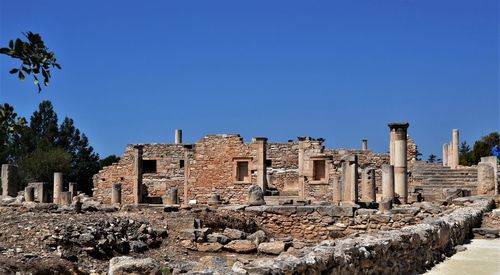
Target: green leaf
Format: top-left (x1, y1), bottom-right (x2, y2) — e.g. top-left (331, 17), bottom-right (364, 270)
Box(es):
top-left (14, 39), bottom-right (23, 51)
top-left (8, 40), bottom-right (13, 49)
top-left (9, 68), bottom-right (19, 74)
top-left (0, 48), bottom-right (10, 54)
top-left (54, 63), bottom-right (61, 69)
top-left (18, 71), bottom-right (25, 80)
top-left (42, 68), bottom-right (48, 79)
top-left (22, 67), bottom-right (31, 74)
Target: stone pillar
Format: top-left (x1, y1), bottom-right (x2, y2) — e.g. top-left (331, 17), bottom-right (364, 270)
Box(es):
top-left (388, 122), bottom-right (409, 204)
top-left (298, 138), bottom-right (306, 199)
top-left (389, 128), bottom-right (396, 165)
top-left (165, 187), bottom-right (179, 205)
top-left (69, 182), bottom-right (77, 198)
top-left (253, 137), bottom-right (268, 193)
top-left (175, 129), bottom-right (183, 144)
top-left (362, 139), bottom-right (368, 151)
top-left (36, 182), bottom-right (49, 203)
top-left (478, 156), bottom-right (499, 195)
top-left (1, 164), bottom-right (19, 197)
top-left (111, 183), bottom-right (122, 204)
top-left (451, 129), bottom-right (459, 169)
top-left (361, 168), bottom-right (376, 202)
top-left (183, 145), bottom-right (191, 204)
top-left (24, 186), bottom-right (35, 202)
top-left (133, 145), bottom-right (143, 205)
top-left (442, 143), bottom-right (449, 167)
top-left (341, 154), bottom-right (358, 203)
top-left (332, 176), bottom-right (342, 205)
top-left (381, 164), bottom-right (395, 201)
top-left (60, 191), bottom-right (72, 206)
top-left (53, 172), bottom-right (63, 204)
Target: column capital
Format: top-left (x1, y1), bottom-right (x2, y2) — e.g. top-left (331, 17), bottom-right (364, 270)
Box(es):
top-left (388, 122), bottom-right (410, 131)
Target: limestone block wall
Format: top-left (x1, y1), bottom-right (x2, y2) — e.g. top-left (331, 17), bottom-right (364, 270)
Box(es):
top-left (267, 143), bottom-right (299, 194)
top-left (187, 135), bottom-right (257, 204)
top-left (93, 148), bottom-right (134, 204)
top-left (240, 197), bottom-right (494, 274)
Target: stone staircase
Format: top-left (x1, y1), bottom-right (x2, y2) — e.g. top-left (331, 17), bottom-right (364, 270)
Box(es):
top-left (410, 161), bottom-right (478, 201)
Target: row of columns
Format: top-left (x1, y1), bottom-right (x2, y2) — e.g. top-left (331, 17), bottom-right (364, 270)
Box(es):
top-left (21, 173), bottom-right (78, 206)
top-left (442, 129), bottom-right (459, 169)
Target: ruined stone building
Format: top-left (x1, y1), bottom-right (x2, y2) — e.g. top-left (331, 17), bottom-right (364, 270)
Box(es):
top-left (93, 130), bottom-right (420, 205)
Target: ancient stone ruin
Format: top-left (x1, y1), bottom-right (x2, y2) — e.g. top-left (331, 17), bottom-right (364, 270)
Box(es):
top-left (0, 123), bottom-right (499, 274)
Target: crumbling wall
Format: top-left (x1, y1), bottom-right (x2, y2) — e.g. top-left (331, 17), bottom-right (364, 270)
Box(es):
top-left (267, 143), bottom-right (299, 195)
top-left (187, 135), bottom-right (256, 204)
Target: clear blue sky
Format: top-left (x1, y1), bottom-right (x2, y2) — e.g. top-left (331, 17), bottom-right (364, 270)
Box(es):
top-left (0, 1), bottom-right (498, 159)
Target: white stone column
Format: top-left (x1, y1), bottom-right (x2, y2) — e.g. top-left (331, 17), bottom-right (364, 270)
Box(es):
top-left (341, 154), bottom-right (358, 203)
top-left (24, 186), bottom-right (35, 202)
top-left (442, 143), bottom-right (449, 167)
top-left (388, 123), bottom-right (409, 203)
top-left (298, 139), bottom-right (306, 199)
top-left (175, 129), bottom-right (183, 144)
top-left (361, 168), bottom-right (376, 202)
top-left (253, 137), bottom-right (268, 193)
top-left (362, 139), bottom-right (368, 151)
top-left (332, 176), bottom-right (342, 205)
top-left (133, 145), bottom-right (143, 205)
top-left (53, 172), bottom-right (63, 204)
top-left (390, 129), bottom-right (396, 165)
top-left (451, 129), bottom-right (459, 169)
top-left (382, 164), bottom-right (394, 201)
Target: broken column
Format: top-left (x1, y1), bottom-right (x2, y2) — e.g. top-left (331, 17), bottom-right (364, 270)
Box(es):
top-left (388, 122), bottom-right (409, 204)
top-left (341, 154), bottom-right (358, 203)
top-left (36, 182), bottom-right (49, 203)
top-left (361, 168), bottom-right (376, 202)
top-left (1, 164), bottom-right (19, 197)
top-left (111, 183), bottom-right (122, 204)
top-left (451, 129), bottom-right (459, 169)
top-left (175, 129), bottom-right (183, 144)
top-left (332, 176), bottom-right (342, 205)
top-left (60, 191), bottom-right (72, 206)
top-left (253, 137), bottom-right (268, 193)
top-left (298, 138), bottom-right (306, 199)
top-left (165, 187), bottom-right (179, 205)
top-left (442, 143), bottom-right (449, 166)
top-left (133, 145), bottom-right (143, 205)
top-left (477, 156), bottom-right (499, 195)
top-left (69, 182), bottom-right (77, 198)
top-left (53, 172), bottom-right (63, 204)
top-left (381, 164), bottom-right (395, 201)
top-left (362, 139), bottom-right (368, 151)
top-left (24, 186), bottom-right (35, 202)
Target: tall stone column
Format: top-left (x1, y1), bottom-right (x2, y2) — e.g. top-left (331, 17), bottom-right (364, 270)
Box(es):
top-left (381, 164), bottom-right (394, 201)
top-left (389, 128), bottom-right (396, 165)
top-left (111, 183), bottom-right (122, 204)
top-left (253, 137), bottom-right (268, 193)
top-left (69, 182), bottom-right (77, 198)
top-left (388, 122), bottom-right (409, 203)
top-left (53, 172), bottom-right (63, 204)
top-left (341, 154), bottom-right (358, 203)
top-left (36, 182), bottom-right (49, 203)
top-left (133, 145), bottom-right (143, 205)
top-left (175, 129), bottom-right (183, 144)
top-left (361, 168), bottom-right (376, 202)
top-left (1, 164), bottom-right (19, 197)
top-left (298, 139), bottom-right (306, 199)
top-left (442, 144), bottom-right (449, 167)
top-left (332, 176), bottom-right (342, 205)
top-left (362, 139), bottom-right (368, 151)
top-left (451, 129), bottom-right (459, 169)
top-left (183, 145), bottom-right (192, 204)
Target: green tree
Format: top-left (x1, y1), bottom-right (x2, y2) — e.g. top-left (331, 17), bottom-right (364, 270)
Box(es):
top-left (30, 100), bottom-right (59, 149)
top-left (427, 154), bottom-right (437, 163)
top-left (17, 147), bottom-right (71, 186)
top-left (0, 103), bottom-right (27, 163)
top-left (471, 132), bottom-right (500, 164)
top-left (459, 141), bottom-right (474, 166)
top-left (0, 32), bottom-right (61, 92)
top-left (99, 155), bottom-right (120, 170)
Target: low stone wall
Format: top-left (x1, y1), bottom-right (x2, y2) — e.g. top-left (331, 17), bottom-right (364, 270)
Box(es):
top-left (218, 204), bottom-right (434, 241)
top-left (240, 197), bottom-right (494, 274)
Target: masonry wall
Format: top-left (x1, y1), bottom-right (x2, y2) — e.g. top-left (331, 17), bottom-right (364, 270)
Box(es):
top-left (266, 142), bottom-right (299, 195)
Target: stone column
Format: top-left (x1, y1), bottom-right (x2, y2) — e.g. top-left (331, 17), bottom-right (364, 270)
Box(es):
top-left (133, 145), bottom-right (143, 205)
top-left (69, 182), bottom-right (77, 198)
top-left (451, 129), bottom-right (459, 169)
top-left (388, 122), bottom-right (409, 203)
top-left (175, 129), bottom-right (183, 144)
top-left (253, 137), bottom-right (268, 193)
top-left (341, 154), bottom-right (358, 203)
top-left (1, 164), bottom-right (19, 197)
top-left (298, 138), bottom-right (306, 199)
top-left (183, 145), bottom-right (191, 204)
top-left (381, 164), bottom-right (395, 201)
top-left (332, 176), bottom-right (342, 205)
top-left (111, 183), bottom-right (122, 204)
top-left (165, 187), bottom-right (179, 205)
top-left (361, 168), bottom-right (376, 202)
top-left (442, 144), bottom-right (449, 167)
top-left (60, 191), bottom-right (72, 206)
top-left (53, 172), bottom-right (63, 204)
top-left (362, 139), bottom-right (368, 151)
top-left (389, 128), bottom-right (396, 165)
top-left (479, 156), bottom-right (498, 195)
top-left (35, 182), bottom-right (49, 203)
top-left (24, 186), bottom-right (35, 202)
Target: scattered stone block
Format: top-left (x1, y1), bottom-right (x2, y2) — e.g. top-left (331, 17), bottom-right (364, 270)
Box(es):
top-left (207, 233), bottom-right (230, 245)
top-left (223, 228), bottom-right (246, 240)
top-left (258, 241), bottom-right (287, 255)
top-left (191, 256), bottom-right (229, 273)
top-left (246, 230), bottom-right (267, 246)
top-left (197, 242), bottom-right (223, 252)
top-left (248, 185), bottom-right (266, 206)
top-left (108, 256), bottom-right (160, 275)
top-left (224, 240), bottom-right (257, 253)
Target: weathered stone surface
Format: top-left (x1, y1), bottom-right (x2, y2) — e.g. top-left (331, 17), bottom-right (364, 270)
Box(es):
top-left (316, 205), bottom-right (354, 217)
top-left (108, 256), bottom-right (160, 275)
top-left (191, 256), bottom-right (230, 273)
top-left (223, 228), bottom-right (246, 240)
top-left (413, 202), bottom-right (442, 214)
top-left (264, 206), bottom-right (297, 216)
top-left (246, 230), bottom-right (267, 246)
top-left (356, 209), bottom-right (377, 215)
top-left (477, 163), bottom-right (496, 195)
top-left (258, 241), bottom-right (286, 255)
top-left (197, 242), bottom-right (223, 252)
top-left (207, 233), bottom-right (230, 245)
top-left (224, 240), bottom-right (257, 253)
top-left (180, 240), bottom-right (197, 251)
top-left (390, 207), bottom-right (420, 215)
top-left (248, 185), bottom-right (266, 206)
top-left (472, 228), bottom-right (499, 237)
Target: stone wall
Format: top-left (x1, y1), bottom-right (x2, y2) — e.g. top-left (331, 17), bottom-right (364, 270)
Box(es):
top-left (240, 197), bottom-right (494, 274)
